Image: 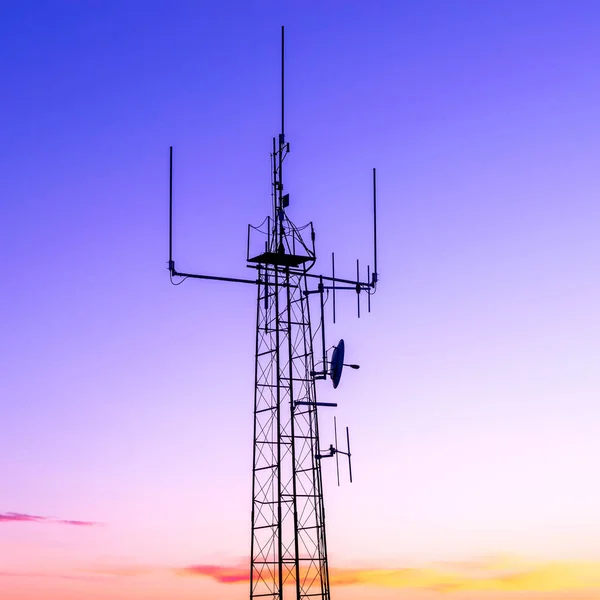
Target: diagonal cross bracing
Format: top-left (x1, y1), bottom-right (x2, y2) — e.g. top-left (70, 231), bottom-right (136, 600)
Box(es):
top-left (250, 266), bottom-right (331, 600)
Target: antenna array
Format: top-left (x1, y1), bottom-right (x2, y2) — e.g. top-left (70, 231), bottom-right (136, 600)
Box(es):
top-left (167, 26), bottom-right (380, 600)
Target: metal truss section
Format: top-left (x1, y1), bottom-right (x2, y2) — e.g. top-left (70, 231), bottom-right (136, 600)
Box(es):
top-left (250, 265), bottom-right (330, 600)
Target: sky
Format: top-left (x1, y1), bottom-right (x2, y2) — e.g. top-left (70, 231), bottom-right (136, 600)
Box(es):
top-left (1, 1), bottom-right (600, 599)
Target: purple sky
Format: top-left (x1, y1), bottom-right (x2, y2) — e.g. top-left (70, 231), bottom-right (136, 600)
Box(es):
top-left (1, 1), bottom-right (600, 598)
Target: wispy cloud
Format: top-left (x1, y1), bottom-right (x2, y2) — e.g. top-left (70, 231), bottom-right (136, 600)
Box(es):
top-left (177, 556), bottom-right (600, 593)
top-left (79, 566), bottom-right (159, 577)
top-left (0, 512), bottom-right (101, 526)
top-left (178, 564), bottom-right (248, 583)
top-left (0, 570), bottom-right (97, 582)
top-left (55, 519), bottom-right (99, 527)
top-left (0, 512), bottom-right (46, 523)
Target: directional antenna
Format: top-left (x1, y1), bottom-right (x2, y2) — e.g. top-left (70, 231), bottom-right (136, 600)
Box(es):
top-left (346, 425), bottom-right (353, 483)
top-left (334, 416), bottom-right (353, 485)
top-left (330, 339), bottom-right (345, 389)
top-left (334, 416), bottom-right (340, 486)
top-left (329, 339), bottom-right (360, 389)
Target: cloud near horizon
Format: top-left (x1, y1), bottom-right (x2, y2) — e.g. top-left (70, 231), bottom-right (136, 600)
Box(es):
top-left (3, 555), bottom-right (599, 594)
top-left (0, 512), bottom-right (100, 526)
top-left (178, 557), bottom-right (600, 593)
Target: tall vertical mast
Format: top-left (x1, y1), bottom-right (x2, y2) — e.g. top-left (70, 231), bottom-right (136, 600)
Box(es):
top-left (279, 25), bottom-right (285, 214)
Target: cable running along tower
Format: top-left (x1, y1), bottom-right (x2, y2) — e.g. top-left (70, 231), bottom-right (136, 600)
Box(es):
top-left (168, 27), bottom-right (380, 600)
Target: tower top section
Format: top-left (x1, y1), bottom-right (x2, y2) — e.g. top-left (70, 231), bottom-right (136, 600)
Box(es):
top-left (246, 26), bottom-right (317, 269)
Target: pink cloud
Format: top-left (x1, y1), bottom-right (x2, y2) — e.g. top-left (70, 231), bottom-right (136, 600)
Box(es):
top-left (178, 564), bottom-right (248, 583)
top-left (56, 519), bottom-right (99, 527)
top-left (0, 570), bottom-right (96, 581)
top-left (0, 512), bottom-right (46, 523)
top-left (0, 512), bottom-right (101, 526)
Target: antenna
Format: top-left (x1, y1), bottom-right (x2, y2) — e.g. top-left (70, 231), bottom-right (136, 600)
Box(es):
top-left (281, 25), bottom-right (285, 141)
top-left (356, 258), bottom-right (361, 318)
top-left (169, 146), bottom-right (173, 272)
top-left (167, 144), bottom-right (258, 286)
top-left (324, 417), bottom-right (353, 485)
top-left (329, 339), bottom-right (344, 388)
top-left (367, 264), bottom-right (371, 312)
top-left (346, 426), bottom-right (353, 483)
top-left (167, 26), bottom-right (380, 600)
top-left (373, 167), bottom-right (378, 286)
top-left (318, 417), bottom-right (352, 485)
top-left (334, 416), bottom-right (340, 487)
top-left (331, 252), bottom-right (337, 323)
top-left (319, 276), bottom-right (327, 376)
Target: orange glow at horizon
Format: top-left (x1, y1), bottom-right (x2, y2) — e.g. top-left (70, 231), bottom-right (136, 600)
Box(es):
top-left (3, 556), bottom-right (600, 600)
top-left (178, 556), bottom-right (600, 593)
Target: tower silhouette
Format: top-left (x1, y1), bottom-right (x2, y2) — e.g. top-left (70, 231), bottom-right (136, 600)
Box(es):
top-left (168, 26), bottom-right (379, 600)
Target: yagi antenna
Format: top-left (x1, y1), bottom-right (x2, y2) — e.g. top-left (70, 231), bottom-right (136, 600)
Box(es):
top-left (335, 417), bottom-right (353, 485)
top-left (317, 416), bottom-right (353, 485)
top-left (346, 425), bottom-right (353, 483)
top-left (334, 416), bottom-right (340, 487)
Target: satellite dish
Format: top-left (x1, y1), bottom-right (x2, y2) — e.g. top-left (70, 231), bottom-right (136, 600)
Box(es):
top-left (329, 339), bottom-right (345, 389)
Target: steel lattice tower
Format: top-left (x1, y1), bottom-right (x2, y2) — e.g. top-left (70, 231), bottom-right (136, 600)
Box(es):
top-left (251, 265), bottom-right (330, 598)
top-left (167, 26), bottom-right (379, 600)
top-left (249, 127), bottom-right (330, 598)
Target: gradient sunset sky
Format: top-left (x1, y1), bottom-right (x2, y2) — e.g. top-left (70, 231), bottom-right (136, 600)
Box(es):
top-left (2, 1), bottom-right (600, 599)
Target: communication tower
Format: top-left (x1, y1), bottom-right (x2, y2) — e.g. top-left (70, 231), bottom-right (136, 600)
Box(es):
top-left (168, 27), bottom-right (379, 600)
